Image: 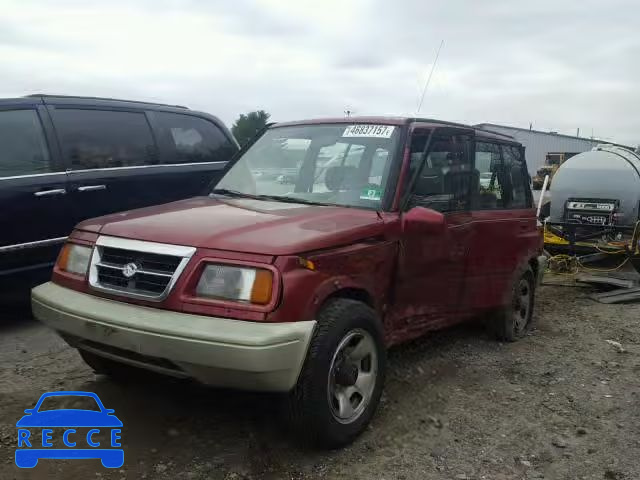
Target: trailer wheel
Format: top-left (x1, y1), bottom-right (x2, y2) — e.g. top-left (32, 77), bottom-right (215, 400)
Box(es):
top-left (539, 201), bottom-right (551, 221)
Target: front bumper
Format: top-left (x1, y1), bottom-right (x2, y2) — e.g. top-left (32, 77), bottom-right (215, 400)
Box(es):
top-left (32, 282), bottom-right (315, 392)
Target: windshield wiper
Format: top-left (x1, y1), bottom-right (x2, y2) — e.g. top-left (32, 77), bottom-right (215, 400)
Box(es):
top-left (252, 194), bottom-right (333, 207)
top-left (210, 188), bottom-right (258, 199)
top-left (212, 189), bottom-right (332, 207)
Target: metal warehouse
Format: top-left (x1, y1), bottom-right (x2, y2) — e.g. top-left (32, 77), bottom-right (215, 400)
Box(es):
top-left (474, 123), bottom-right (633, 176)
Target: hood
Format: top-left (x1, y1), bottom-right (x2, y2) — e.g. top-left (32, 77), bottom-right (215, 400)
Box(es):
top-left (77, 196), bottom-right (386, 255)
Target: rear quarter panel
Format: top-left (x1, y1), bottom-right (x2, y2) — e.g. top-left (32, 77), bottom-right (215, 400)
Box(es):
top-left (467, 208), bottom-right (541, 310)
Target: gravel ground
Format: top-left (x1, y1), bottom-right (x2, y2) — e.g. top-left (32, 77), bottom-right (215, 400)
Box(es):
top-left (1, 279), bottom-right (639, 480)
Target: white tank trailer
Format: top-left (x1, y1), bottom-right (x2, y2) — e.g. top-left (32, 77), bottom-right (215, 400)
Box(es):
top-left (549, 145), bottom-right (640, 228)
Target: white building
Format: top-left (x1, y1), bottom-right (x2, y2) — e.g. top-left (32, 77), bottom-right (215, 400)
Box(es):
top-left (474, 123), bottom-right (633, 175)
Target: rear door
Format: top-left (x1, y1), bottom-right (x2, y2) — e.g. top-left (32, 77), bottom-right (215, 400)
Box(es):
top-left (49, 105), bottom-right (238, 226)
top-left (48, 105), bottom-right (167, 221)
top-left (466, 140), bottom-right (536, 310)
top-left (0, 103), bottom-right (73, 286)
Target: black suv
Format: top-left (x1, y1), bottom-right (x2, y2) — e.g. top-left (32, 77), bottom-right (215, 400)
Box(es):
top-left (0, 95), bottom-right (238, 300)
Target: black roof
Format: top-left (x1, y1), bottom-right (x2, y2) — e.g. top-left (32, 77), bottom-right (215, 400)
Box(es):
top-left (24, 94), bottom-right (188, 109)
top-left (0, 94), bottom-right (236, 146)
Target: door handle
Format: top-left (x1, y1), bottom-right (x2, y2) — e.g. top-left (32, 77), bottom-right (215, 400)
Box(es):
top-left (34, 189), bottom-right (66, 197)
top-left (77, 185), bottom-right (107, 192)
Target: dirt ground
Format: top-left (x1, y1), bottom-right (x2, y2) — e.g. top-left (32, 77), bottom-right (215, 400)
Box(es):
top-left (1, 278), bottom-right (639, 480)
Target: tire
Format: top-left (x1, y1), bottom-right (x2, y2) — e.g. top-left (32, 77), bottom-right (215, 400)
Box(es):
top-left (287, 298), bottom-right (386, 448)
top-left (538, 201), bottom-right (551, 221)
top-left (78, 349), bottom-right (146, 382)
top-left (489, 266), bottom-right (536, 342)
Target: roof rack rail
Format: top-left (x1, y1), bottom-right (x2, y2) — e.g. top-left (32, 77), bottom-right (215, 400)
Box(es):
top-left (474, 127), bottom-right (515, 140)
top-left (411, 117), bottom-right (515, 140)
top-left (25, 94), bottom-right (188, 109)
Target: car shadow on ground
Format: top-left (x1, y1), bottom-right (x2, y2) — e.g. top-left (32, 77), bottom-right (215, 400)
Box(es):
top-left (0, 302), bottom-right (37, 329)
top-left (58, 319), bottom-right (492, 475)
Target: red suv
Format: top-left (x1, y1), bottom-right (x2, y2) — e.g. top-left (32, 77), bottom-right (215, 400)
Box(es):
top-left (32, 117), bottom-right (545, 447)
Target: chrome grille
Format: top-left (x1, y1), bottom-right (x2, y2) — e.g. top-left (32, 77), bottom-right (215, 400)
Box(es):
top-left (89, 236), bottom-right (196, 301)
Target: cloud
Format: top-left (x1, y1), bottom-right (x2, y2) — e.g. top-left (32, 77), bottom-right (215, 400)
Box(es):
top-left (0, 0), bottom-right (638, 146)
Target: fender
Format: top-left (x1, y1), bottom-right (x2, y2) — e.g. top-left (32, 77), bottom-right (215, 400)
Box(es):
top-left (268, 240), bottom-right (397, 323)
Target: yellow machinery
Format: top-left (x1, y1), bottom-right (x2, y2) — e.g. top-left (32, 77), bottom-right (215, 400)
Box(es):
top-left (532, 152), bottom-right (579, 189)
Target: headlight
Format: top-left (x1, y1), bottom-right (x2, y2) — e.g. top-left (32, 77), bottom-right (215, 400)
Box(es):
top-left (56, 243), bottom-right (92, 276)
top-left (195, 264), bottom-right (273, 305)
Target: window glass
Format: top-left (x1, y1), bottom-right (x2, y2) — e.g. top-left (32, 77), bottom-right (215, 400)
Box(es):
top-left (408, 134), bottom-right (472, 212)
top-left (317, 143), bottom-right (365, 169)
top-left (369, 148), bottom-right (389, 186)
top-left (155, 112), bottom-right (235, 164)
top-left (216, 124), bottom-right (400, 209)
top-left (0, 110), bottom-right (51, 177)
top-left (54, 109), bottom-right (158, 169)
top-left (502, 145), bottom-right (529, 208)
top-left (473, 142), bottom-right (529, 209)
top-left (473, 142), bottom-right (502, 209)
top-left (407, 131), bottom-right (429, 181)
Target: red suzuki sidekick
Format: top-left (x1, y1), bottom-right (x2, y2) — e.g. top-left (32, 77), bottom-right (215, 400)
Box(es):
top-left (33, 117), bottom-right (544, 447)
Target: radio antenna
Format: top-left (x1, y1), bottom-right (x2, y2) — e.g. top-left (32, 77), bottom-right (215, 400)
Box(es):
top-left (417, 40), bottom-right (444, 114)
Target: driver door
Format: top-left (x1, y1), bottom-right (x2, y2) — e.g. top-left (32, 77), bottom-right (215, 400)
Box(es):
top-left (392, 128), bottom-right (475, 338)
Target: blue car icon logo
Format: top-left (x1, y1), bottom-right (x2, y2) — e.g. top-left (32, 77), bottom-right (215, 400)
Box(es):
top-left (16, 391), bottom-right (123, 468)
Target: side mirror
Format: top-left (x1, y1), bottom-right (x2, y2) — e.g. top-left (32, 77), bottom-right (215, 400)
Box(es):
top-left (402, 206), bottom-right (446, 234)
top-left (24, 409), bottom-right (34, 414)
top-left (105, 409), bottom-right (115, 414)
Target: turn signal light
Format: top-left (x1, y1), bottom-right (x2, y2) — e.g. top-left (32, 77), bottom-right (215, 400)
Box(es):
top-left (56, 243), bottom-right (92, 276)
top-left (251, 269), bottom-right (274, 305)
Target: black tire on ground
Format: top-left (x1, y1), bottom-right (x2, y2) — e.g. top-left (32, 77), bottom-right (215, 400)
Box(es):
top-left (538, 201), bottom-right (551, 221)
top-left (78, 349), bottom-right (146, 382)
top-left (286, 298), bottom-right (386, 449)
top-left (489, 266), bottom-right (536, 342)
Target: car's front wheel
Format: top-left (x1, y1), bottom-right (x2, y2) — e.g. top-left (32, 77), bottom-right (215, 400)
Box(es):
top-left (287, 298), bottom-right (386, 448)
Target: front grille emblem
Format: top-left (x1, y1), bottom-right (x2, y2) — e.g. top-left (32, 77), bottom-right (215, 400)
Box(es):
top-left (122, 262), bottom-right (139, 279)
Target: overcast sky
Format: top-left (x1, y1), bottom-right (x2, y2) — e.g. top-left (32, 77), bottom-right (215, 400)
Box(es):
top-left (2, 0), bottom-right (638, 145)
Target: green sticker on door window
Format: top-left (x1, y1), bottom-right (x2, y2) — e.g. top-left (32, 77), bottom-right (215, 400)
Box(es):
top-left (359, 188), bottom-right (382, 200)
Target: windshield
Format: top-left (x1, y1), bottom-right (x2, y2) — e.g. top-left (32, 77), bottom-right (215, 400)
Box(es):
top-left (215, 124), bottom-right (400, 209)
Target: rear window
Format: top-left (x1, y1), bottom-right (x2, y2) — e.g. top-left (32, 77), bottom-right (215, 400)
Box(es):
top-left (154, 112), bottom-right (235, 164)
top-left (0, 109), bottom-right (52, 177)
top-left (53, 109), bottom-right (158, 170)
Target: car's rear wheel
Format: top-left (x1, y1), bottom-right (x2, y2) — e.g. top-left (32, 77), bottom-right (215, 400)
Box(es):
top-left (489, 266), bottom-right (536, 342)
top-left (286, 298), bottom-right (386, 448)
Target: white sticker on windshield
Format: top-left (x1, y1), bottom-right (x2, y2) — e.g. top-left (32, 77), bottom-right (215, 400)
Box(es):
top-left (342, 125), bottom-right (395, 138)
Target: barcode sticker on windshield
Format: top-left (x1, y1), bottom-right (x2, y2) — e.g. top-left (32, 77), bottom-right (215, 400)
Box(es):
top-left (343, 125), bottom-right (395, 138)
